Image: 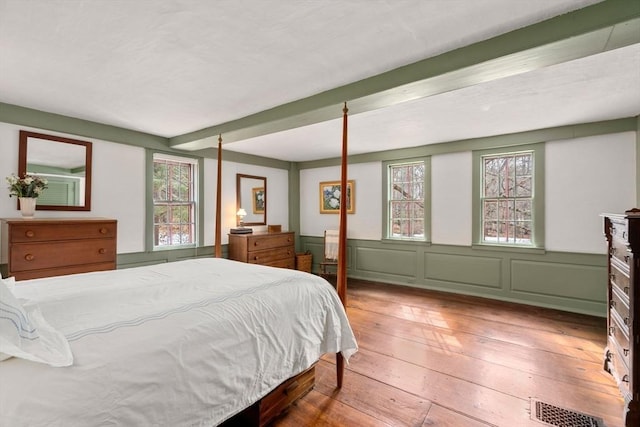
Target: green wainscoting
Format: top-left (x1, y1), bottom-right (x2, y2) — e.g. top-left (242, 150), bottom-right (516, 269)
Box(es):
top-left (299, 235), bottom-right (608, 317)
top-left (116, 245), bottom-right (221, 269)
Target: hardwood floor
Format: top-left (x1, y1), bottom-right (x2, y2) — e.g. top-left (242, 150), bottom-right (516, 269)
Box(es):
top-left (273, 279), bottom-right (625, 427)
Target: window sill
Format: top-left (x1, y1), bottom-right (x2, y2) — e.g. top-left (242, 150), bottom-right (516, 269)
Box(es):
top-left (471, 243), bottom-right (546, 255)
top-left (382, 238), bottom-right (431, 247)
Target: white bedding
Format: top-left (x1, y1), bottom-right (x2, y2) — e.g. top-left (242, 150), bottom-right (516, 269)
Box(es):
top-left (0, 258), bottom-right (358, 426)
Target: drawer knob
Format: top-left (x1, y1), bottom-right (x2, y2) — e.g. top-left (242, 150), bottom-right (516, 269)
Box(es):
top-left (610, 273), bottom-right (616, 282)
top-left (254, 241), bottom-right (259, 246)
top-left (25, 230), bottom-right (35, 238)
top-left (24, 253), bottom-right (35, 261)
top-left (622, 375), bottom-right (629, 383)
top-left (609, 247), bottom-right (617, 256)
top-left (98, 248), bottom-right (106, 254)
top-left (284, 381), bottom-right (299, 395)
top-left (622, 231), bottom-right (627, 240)
top-left (253, 256), bottom-right (259, 261)
top-left (609, 326), bottom-right (615, 335)
top-left (624, 317), bottom-right (629, 326)
top-left (624, 255), bottom-right (630, 263)
top-left (624, 348), bottom-right (630, 356)
top-left (610, 300), bottom-right (616, 308)
top-left (99, 227), bottom-right (108, 234)
top-left (624, 286), bottom-right (630, 295)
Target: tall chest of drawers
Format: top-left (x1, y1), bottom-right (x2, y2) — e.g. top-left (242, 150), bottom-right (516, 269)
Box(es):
top-left (228, 231), bottom-right (295, 269)
top-left (603, 209), bottom-right (640, 426)
top-left (1, 218), bottom-right (117, 280)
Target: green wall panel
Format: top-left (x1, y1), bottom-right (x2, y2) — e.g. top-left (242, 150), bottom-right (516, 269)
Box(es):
top-left (425, 253), bottom-right (502, 289)
top-left (510, 260), bottom-right (605, 302)
top-left (355, 247), bottom-right (416, 277)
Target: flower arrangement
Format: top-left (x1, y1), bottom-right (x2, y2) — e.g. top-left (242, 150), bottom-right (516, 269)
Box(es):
top-left (6, 173), bottom-right (48, 198)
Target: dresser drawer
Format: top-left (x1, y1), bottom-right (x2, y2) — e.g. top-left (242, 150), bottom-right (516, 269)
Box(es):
top-left (10, 239), bottom-right (116, 273)
top-left (246, 233), bottom-right (294, 252)
top-left (609, 312), bottom-right (630, 368)
top-left (609, 218), bottom-right (629, 244)
top-left (8, 221), bottom-right (116, 243)
top-left (611, 284), bottom-right (630, 326)
top-left (611, 260), bottom-right (631, 297)
top-left (607, 339), bottom-right (630, 395)
top-left (247, 246), bottom-right (294, 265)
top-left (610, 238), bottom-right (631, 269)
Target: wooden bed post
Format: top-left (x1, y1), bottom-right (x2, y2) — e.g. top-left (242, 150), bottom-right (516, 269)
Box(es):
top-left (336, 102), bottom-right (348, 388)
top-left (215, 135), bottom-right (223, 258)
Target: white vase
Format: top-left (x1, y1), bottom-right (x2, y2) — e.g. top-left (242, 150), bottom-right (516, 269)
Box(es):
top-left (18, 197), bottom-right (36, 218)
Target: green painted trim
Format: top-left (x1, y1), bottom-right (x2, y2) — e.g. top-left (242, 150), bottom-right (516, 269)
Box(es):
top-left (298, 118), bottom-right (637, 169)
top-left (117, 245), bottom-right (223, 269)
top-left (0, 104), bottom-right (291, 170)
top-left (299, 235), bottom-right (608, 316)
top-left (197, 157), bottom-right (205, 246)
top-left (288, 162), bottom-right (301, 251)
top-left (0, 103), bottom-right (168, 149)
top-left (471, 142), bottom-right (545, 250)
top-left (169, 1), bottom-right (640, 150)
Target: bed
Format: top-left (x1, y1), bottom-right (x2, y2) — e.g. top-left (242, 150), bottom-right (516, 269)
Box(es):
top-left (0, 257), bottom-right (358, 426)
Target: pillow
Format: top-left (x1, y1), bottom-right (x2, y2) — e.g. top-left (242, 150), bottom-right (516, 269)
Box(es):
top-left (0, 280), bottom-right (73, 367)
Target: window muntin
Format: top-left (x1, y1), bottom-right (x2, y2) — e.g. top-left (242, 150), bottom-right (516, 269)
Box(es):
top-left (481, 152), bottom-right (533, 245)
top-left (153, 154), bottom-right (197, 248)
top-left (388, 161), bottom-right (425, 240)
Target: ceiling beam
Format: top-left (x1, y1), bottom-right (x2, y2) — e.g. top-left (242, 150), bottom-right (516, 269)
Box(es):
top-left (169, 0), bottom-right (640, 151)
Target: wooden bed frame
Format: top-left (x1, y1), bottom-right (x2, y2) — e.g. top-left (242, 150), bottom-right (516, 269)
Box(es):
top-left (214, 104), bottom-right (351, 425)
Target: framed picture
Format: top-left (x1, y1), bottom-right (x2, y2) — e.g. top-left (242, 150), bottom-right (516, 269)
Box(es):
top-left (319, 180), bottom-right (355, 214)
top-left (252, 187), bottom-right (265, 214)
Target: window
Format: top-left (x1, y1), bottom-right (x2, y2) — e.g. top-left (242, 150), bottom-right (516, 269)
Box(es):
top-left (152, 153), bottom-right (197, 248)
top-left (481, 152), bottom-right (533, 244)
top-left (474, 143), bottom-right (544, 249)
top-left (385, 159), bottom-right (428, 240)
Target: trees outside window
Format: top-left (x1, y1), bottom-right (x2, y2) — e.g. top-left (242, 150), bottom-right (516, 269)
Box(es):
top-left (153, 154), bottom-right (197, 248)
top-left (387, 160), bottom-right (426, 240)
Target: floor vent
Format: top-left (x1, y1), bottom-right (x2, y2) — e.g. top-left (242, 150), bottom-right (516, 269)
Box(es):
top-left (531, 399), bottom-right (605, 427)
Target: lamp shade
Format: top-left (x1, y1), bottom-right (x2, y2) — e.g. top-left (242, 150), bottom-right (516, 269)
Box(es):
top-left (237, 208), bottom-right (247, 217)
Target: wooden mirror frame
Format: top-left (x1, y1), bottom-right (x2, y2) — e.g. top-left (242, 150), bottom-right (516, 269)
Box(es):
top-left (236, 173), bottom-right (267, 226)
top-left (18, 130), bottom-right (93, 211)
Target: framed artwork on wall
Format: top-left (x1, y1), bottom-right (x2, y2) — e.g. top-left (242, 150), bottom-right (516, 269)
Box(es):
top-left (319, 180), bottom-right (355, 214)
top-left (252, 187), bottom-right (265, 214)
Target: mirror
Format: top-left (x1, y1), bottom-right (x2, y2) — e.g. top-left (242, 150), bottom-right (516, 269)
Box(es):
top-left (236, 173), bottom-right (267, 226)
top-left (19, 130), bottom-right (92, 211)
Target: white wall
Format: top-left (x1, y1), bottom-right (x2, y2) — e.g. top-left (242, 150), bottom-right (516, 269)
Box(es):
top-left (299, 131), bottom-right (637, 255)
top-left (545, 132), bottom-right (636, 253)
top-left (300, 162), bottom-right (381, 240)
top-left (431, 151), bottom-right (473, 246)
top-left (0, 122), bottom-right (289, 254)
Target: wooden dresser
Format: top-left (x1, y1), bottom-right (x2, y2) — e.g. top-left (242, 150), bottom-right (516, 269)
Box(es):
top-left (603, 209), bottom-right (640, 426)
top-left (1, 218), bottom-right (117, 280)
top-left (228, 231), bottom-right (295, 269)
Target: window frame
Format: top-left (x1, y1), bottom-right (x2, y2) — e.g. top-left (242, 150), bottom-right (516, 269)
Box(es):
top-left (472, 143), bottom-right (544, 251)
top-left (382, 156), bottom-right (431, 242)
top-left (147, 151), bottom-right (204, 251)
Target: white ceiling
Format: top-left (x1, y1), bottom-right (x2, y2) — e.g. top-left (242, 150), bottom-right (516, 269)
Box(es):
top-left (1, 0), bottom-right (638, 162)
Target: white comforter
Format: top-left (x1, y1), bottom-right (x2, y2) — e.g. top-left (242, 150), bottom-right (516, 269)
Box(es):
top-left (0, 258), bottom-right (358, 426)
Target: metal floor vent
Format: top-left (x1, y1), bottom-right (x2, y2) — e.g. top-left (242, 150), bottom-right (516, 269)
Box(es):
top-left (531, 399), bottom-right (605, 427)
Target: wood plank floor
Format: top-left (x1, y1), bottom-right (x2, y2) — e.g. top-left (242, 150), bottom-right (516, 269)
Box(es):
top-left (273, 279), bottom-right (625, 427)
